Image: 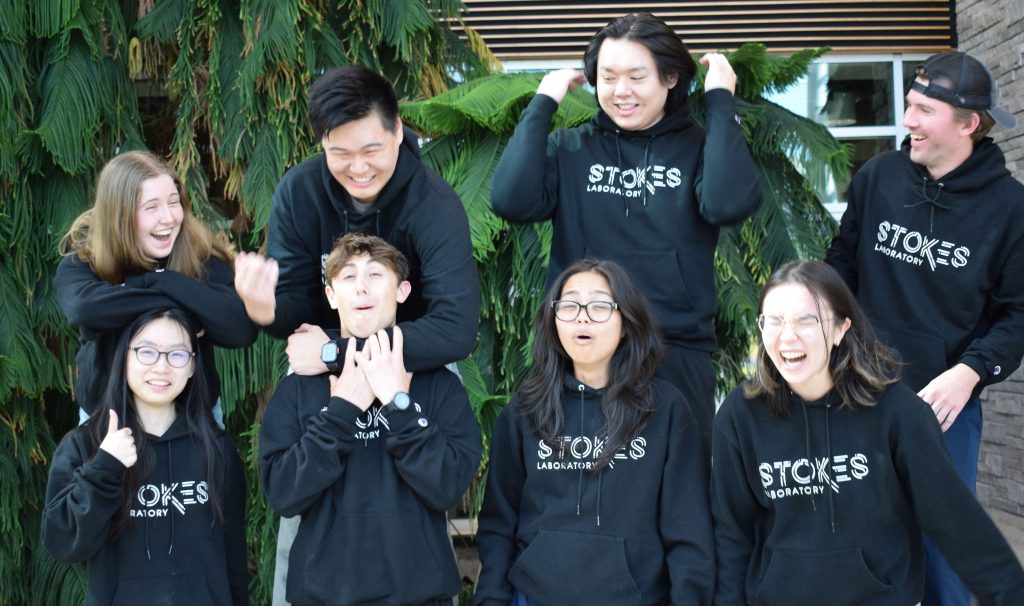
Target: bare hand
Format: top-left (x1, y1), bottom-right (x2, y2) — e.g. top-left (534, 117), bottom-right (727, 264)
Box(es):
top-left (234, 252), bottom-right (279, 325)
top-left (700, 53), bottom-right (737, 94)
top-left (353, 326), bottom-right (412, 406)
top-left (329, 338), bottom-right (375, 411)
top-left (917, 363), bottom-right (981, 431)
top-left (98, 410), bottom-right (137, 468)
top-left (537, 68), bottom-right (586, 104)
top-left (287, 324), bottom-right (330, 376)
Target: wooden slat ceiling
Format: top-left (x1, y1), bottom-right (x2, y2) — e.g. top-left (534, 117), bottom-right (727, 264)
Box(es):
top-left (455, 1), bottom-right (956, 59)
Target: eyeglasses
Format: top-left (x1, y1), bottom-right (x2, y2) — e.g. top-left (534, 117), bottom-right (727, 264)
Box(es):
top-left (131, 346), bottom-right (194, 368)
top-left (756, 314), bottom-right (831, 336)
top-left (552, 300), bottom-right (619, 323)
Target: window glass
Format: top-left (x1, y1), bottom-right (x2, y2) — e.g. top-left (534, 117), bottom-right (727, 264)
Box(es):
top-left (768, 62), bottom-right (894, 127)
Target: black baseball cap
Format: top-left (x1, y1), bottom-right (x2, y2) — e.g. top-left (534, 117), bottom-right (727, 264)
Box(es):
top-left (910, 51), bottom-right (1017, 130)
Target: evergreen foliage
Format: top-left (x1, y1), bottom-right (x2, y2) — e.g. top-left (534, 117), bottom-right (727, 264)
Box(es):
top-left (0, 0), bottom-right (845, 600)
top-left (0, 1), bottom-right (492, 603)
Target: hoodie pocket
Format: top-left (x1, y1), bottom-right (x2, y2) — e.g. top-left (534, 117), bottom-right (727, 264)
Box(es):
top-left (112, 575), bottom-right (215, 606)
top-left (585, 247), bottom-right (696, 317)
top-left (753, 547), bottom-right (890, 606)
top-left (510, 529), bottom-right (641, 606)
top-left (297, 513), bottom-right (450, 604)
top-left (869, 316), bottom-right (947, 391)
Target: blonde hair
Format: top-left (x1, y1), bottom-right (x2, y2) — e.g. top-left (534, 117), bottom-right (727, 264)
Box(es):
top-left (60, 151), bottom-right (233, 284)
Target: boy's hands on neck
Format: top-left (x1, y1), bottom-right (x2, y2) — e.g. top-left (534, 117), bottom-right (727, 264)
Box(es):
top-left (354, 326), bottom-right (412, 407)
top-left (329, 338), bottom-right (374, 411)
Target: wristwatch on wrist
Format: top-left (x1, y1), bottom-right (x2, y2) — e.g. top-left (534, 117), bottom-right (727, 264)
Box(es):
top-left (320, 340), bottom-right (341, 374)
top-left (382, 391), bottom-right (411, 415)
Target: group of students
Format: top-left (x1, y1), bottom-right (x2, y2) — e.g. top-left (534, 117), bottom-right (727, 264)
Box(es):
top-left (40, 10), bottom-right (1024, 606)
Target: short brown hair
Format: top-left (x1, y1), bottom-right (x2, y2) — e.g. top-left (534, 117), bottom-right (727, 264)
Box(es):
top-left (324, 233), bottom-right (409, 284)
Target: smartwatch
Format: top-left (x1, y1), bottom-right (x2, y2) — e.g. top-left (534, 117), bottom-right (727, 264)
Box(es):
top-left (320, 340), bottom-right (341, 374)
top-left (382, 391), bottom-right (411, 415)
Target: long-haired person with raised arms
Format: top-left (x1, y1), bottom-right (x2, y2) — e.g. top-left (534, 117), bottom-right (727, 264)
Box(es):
top-left (711, 261), bottom-right (1024, 606)
top-left (55, 150), bottom-right (256, 423)
top-left (473, 258), bottom-right (713, 606)
top-left (42, 309), bottom-right (247, 605)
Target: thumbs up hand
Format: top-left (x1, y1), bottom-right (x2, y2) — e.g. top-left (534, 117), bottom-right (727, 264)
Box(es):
top-left (98, 410), bottom-right (138, 468)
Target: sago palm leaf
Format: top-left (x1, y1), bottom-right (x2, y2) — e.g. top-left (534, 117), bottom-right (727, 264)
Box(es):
top-left (31, 40), bottom-right (104, 174)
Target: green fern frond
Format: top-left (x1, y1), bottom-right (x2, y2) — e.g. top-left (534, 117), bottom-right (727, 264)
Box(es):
top-left (32, 41), bottom-right (103, 174)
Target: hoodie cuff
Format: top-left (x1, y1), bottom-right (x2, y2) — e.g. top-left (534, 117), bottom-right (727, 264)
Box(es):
top-left (703, 87), bottom-right (739, 117)
top-left (529, 93), bottom-right (560, 117)
top-left (958, 355), bottom-right (992, 384)
top-left (90, 449), bottom-right (128, 476)
top-left (323, 396), bottom-right (367, 424)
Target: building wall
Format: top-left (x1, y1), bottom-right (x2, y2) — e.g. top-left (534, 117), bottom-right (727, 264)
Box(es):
top-left (956, 0), bottom-right (1024, 516)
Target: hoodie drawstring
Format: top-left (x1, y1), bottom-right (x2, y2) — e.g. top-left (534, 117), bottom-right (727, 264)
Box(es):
top-left (800, 396), bottom-right (837, 533)
top-left (145, 442), bottom-right (177, 559)
top-left (905, 177), bottom-right (949, 232)
top-left (800, 401), bottom-right (816, 513)
top-left (641, 139), bottom-right (652, 209)
top-left (613, 133), bottom-right (655, 216)
top-left (575, 384), bottom-right (585, 517)
top-left (824, 402), bottom-right (836, 534)
top-left (167, 443), bottom-right (175, 555)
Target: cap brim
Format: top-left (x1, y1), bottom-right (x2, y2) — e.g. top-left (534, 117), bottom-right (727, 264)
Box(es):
top-left (990, 106), bottom-right (1018, 130)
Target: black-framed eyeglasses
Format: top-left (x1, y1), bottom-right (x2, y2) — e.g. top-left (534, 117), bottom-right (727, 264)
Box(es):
top-left (552, 300), bottom-right (619, 323)
top-left (131, 346), bottom-right (194, 368)
top-left (756, 314), bottom-right (831, 336)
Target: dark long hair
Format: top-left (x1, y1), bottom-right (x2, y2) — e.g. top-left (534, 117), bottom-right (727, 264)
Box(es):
top-left (583, 13), bottom-right (697, 117)
top-left (519, 258), bottom-right (664, 471)
top-left (745, 261), bottom-right (901, 415)
top-left (85, 309), bottom-right (224, 539)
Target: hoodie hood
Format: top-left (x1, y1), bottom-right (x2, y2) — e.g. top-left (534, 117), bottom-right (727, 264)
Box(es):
top-left (899, 136), bottom-right (1013, 231)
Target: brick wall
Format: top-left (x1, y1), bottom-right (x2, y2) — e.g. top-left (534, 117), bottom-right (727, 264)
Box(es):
top-left (956, 0), bottom-right (1024, 515)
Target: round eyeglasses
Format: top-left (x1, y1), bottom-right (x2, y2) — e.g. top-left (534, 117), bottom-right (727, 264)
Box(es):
top-left (756, 314), bottom-right (831, 337)
top-left (131, 346), bottom-right (194, 368)
top-left (552, 300), bottom-right (619, 323)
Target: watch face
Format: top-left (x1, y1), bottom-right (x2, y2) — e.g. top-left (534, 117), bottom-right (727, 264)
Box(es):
top-left (393, 392), bottom-right (411, 410)
top-left (321, 342), bottom-right (339, 363)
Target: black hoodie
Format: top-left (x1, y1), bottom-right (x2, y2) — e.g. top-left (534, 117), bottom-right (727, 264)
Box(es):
top-left (54, 254), bottom-right (257, 412)
top-left (264, 127), bottom-right (480, 371)
top-left (711, 383), bottom-right (1024, 606)
top-left (473, 375), bottom-right (713, 606)
top-left (41, 415), bottom-right (248, 605)
top-left (827, 138), bottom-right (1024, 394)
top-left (491, 90), bottom-right (762, 350)
top-left (259, 367), bottom-right (481, 606)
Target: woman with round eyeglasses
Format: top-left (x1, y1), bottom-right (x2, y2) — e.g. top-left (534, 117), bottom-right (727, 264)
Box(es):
top-left (42, 308), bottom-right (248, 605)
top-left (711, 260), bottom-right (1024, 606)
top-left (474, 258), bottom-right (713, 606)
top-left (55, 150), bottom-right (257, 425)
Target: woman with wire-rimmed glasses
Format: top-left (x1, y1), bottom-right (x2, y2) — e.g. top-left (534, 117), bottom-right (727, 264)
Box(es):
top-left (473, 258), bottom-right (713, 606)
top-left (42, 308), bottom-right (248, 605)
top-left (711, 260), bottom-right (1024, 606)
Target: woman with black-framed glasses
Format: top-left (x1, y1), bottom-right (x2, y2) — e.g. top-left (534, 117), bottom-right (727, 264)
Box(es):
top-left (474, 258), bottom-right (713, 606)
top-left (42, 308), bottom-right (248, 605)
top-left (712, 260), bottom-right (1024, 605)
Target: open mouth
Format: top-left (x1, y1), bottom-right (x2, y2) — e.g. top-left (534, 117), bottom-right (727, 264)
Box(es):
top-left (152, 229), bottom-right (173, 243)
top-left (780, 352), bottom-right (807, 367)
top-left (574, 333), bottom-right (593, 343)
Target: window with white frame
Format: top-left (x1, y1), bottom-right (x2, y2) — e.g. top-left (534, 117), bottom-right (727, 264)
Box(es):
top-left (765, 54), bottom-right (929, 219)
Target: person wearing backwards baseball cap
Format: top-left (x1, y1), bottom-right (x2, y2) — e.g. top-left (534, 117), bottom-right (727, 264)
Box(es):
top-left (827, 50), bottom-right (1024, 606)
